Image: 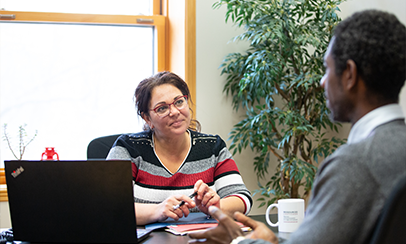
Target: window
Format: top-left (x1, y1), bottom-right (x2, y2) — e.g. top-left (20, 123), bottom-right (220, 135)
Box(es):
top-left (0, 1), bottom-right (166, 164)
top-left (0, 0), bottom-right (154, 15)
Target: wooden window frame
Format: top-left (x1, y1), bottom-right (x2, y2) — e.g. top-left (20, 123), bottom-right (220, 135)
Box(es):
top-left (0, 0), bottom-right (196, 202)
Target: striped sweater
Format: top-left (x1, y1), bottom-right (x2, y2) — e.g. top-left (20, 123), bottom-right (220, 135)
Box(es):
top-left (106, 130), bottom-right (252, 214)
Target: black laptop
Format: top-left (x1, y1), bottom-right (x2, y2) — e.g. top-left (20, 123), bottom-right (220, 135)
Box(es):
top-left (5, 160), bottom-right (151, 243)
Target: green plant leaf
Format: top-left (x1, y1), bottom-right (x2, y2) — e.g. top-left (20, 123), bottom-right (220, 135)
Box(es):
top-left (214, 0), bottom-right (346, 206)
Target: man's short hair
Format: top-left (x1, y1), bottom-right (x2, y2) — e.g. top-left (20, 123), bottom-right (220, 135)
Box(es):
top-left (331, 10), bottom-right (406, 102)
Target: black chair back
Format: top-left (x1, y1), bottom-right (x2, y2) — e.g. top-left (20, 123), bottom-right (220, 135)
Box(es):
top-left (369, 175), bottom-right (406, 244)
top-left (87, 134), bottom-right (121, 159)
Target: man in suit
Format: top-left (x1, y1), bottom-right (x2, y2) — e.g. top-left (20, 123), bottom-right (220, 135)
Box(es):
top-left (188, 9), bottom-right (406, 244)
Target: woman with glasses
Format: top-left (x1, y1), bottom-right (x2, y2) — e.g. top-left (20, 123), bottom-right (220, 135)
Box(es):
top-left (107, 71), bottom-right (252, 225)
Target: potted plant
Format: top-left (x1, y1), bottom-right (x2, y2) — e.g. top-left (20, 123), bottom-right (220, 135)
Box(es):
top-left (213, 0), bottom-right (347, 208)
top-left (2, 124), bottom-right (37, 160)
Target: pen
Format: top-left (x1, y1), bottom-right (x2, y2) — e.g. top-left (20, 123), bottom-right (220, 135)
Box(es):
top-left (173, 191), bottom-right (198, 210)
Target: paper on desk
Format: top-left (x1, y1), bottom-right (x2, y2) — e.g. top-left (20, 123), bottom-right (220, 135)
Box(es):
top-left (165, 223), bottom-right (218, 235)
top-left (165, 222), bottom-right (251, 236)
top-left (145, 212), bottom-right (217, 230)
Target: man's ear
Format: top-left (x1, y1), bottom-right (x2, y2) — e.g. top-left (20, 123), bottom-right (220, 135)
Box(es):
top-left (342, 59), bottom-right (358, 90)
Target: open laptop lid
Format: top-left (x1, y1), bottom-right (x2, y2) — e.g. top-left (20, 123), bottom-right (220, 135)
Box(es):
top-left (5, 160), bottom-right (138, 243)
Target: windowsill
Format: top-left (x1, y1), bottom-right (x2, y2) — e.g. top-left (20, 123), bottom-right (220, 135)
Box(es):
top-left (0, 168), bottom-right (7, 202)
top-left (0, 185), bottom-right (7, 202)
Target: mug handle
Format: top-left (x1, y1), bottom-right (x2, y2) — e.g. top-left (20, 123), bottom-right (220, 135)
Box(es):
top-left (266, 203), bottom-right (279, 227)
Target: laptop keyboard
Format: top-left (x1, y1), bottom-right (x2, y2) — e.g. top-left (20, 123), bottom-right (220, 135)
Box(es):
top-left (0, 228), bottom-right (13, 244)
top-left (137, 228), bottom-right (152, 242)
top-left (0, 228), bottom-right (151, 243)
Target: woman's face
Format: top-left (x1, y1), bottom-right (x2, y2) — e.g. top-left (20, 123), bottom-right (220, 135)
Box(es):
top-left (144, 84), bottom-right (191, 137)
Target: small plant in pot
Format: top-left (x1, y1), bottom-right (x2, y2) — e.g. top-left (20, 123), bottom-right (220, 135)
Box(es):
top-left (2, 124), bottom-right (37, 160)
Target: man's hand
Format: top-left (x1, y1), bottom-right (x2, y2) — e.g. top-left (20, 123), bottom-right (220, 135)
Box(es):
top-left (188, 206), bottom-right (244, 244)
top-left (233, 211), bottom-right (278, 243)
top-left (188, 206), bottom-right (278, 244)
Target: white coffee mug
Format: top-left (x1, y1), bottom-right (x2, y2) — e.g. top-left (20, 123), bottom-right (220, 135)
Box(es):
top-left (266, 198), bottom-right (305, 233)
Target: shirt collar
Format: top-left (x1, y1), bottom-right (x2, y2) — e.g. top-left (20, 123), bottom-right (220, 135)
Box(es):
top-left (347, 104), bottom-right (405, 144)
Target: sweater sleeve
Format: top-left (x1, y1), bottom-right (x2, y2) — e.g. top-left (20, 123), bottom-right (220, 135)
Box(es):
top-left (213, 136), bottom-right (253, 214)
top-left (106, 134), bottom-right (140, 179)
top-left (106, 134), bottom-right (134, 161)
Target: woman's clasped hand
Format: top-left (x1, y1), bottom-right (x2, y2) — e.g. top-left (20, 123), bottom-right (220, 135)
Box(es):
top-left (193, 180), bottom-right (220, 215)
top-left (153, 179), bottom-right (220, 222)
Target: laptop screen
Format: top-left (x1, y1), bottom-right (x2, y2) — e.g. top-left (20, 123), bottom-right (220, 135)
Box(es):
top-left (5, 160), bottom-right (139, 243)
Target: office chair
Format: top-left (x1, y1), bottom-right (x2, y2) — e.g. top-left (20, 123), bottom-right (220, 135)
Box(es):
top-left (368, 175), bottom-right (406, 244)
top-left (87, 134), bottom-right (121, 159)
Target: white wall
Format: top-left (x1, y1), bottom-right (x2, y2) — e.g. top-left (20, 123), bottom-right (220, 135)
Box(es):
top-left (0, 201), bottom-right (10, 228)
top-left (196, 0), bottom-right (406, 215)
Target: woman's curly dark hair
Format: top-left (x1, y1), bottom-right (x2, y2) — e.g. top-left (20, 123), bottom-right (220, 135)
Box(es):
top-left (134, 71), bottom-right (201, 132)
top-left (332, 10), bottom-right (406, 103)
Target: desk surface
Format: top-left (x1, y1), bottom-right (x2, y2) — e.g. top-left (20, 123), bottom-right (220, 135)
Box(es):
top-left (142, 215), bottom-right (278, 244)
top-left (3, 215), bottom-right (278, 244)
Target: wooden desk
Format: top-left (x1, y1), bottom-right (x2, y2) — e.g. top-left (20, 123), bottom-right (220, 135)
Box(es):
top-left (4, 215), bottom-right (278, 244)
top-left (143, 231), bottom-right (191, 244)
top-left (141, 214), bottom-right (278, 244)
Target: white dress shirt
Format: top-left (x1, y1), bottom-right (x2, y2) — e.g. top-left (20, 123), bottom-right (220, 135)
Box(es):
top-left (347, 104), bottom-right (405, 144)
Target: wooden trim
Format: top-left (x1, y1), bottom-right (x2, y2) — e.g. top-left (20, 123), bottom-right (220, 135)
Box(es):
top-left (165, 0), bottom-right (196, 117)
top-left (166, 0), bottom-right (186, 76)
top-left (153, 0), bottom-right (162, 15)
top-left (0, 186), bottom-right (7, 202)
top-left (155, 18), bottom-right (167, 72)
top-left (0, 168), bottom-right (7, 202)
top-left (162, 0), bottom-right (169, 71)
top-left (185, 0), bottom-right (196, 117)
top-left (0, 168), bottom-right (5, 185)
top-left (0, 11), bottom-right (165, 26)
top-left (154, 0), bottom-right (165, 72)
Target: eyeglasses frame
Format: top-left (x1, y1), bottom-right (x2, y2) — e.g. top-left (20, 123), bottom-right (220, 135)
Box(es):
top-left (149, 95), bottom-right (188, 118)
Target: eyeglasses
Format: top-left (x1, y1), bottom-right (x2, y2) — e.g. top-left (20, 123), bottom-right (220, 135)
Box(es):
top-left (150, 95), bottom-right (188, 117)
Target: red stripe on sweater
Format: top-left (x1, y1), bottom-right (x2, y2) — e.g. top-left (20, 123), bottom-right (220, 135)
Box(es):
top-left (135, 168), bottom-right (215, 187)
top-left (132, 158), bottom-right (239, 188)
top-left (214, 158), bottom-right (239, 177)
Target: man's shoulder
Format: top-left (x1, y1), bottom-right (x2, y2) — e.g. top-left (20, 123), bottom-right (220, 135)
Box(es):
top-left (317, 119), bottom-right (406, 188)
top-left (362, 119), bottom-right (406, 154)
top-left (373, 119), bottom-right (406, 138)
top-left (325, 119), bottom-right (406, 160)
